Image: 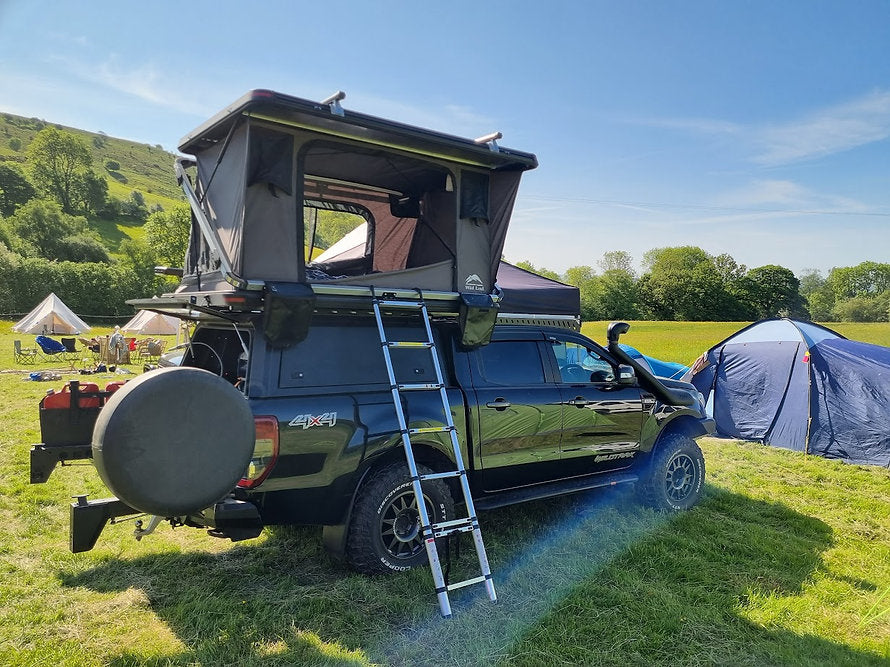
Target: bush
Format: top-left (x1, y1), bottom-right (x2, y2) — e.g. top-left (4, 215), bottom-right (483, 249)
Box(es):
top-left (0, 248), bottom-right (158, 315)
top-left (55, 234), bottom-right (111, 263)
top-left (9, 138), bottom-right (21, 151)
top-left (831, 292), bottom-right (890, 322)
top-left (104, 159), bottom-right (121, 171)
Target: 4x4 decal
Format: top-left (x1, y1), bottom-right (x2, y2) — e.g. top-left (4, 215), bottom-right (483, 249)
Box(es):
top-left (289, 412), bottom-right (338, 429)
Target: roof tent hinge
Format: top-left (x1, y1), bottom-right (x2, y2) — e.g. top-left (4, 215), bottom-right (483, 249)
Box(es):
top-left (474, 131), bottom-right (502, 153)
top-left (320, 90), bottom-right (346, 117)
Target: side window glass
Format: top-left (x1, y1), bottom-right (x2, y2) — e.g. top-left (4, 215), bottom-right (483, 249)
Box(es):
top-left (477, 341), bottom-right (546, 386)
top-left (554, 341), bottom-right (615, 383)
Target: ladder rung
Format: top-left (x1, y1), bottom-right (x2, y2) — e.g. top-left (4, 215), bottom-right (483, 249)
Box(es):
top-left (420, 470), bottom-right (464, 481)
top-left (435, 524), bottom-right (476, 538)
top-left (432, 517), bottom-right (475, 532)
top-left (398, 383), bottom-right (443, 391)
top-left (385, 341), bottom-right (434, 349)
top-left (377, 300), bottom-right (424, 309)
top-left (446, 575), bottom-right (488, 592)
top-left (409, 426), bottom-right (452, 435)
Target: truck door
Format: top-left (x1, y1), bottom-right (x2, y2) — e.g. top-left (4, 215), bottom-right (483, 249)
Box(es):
top-left (468, 333), bottom-right (563, 491)
top-left (547, 336), bottom-right (644, 475)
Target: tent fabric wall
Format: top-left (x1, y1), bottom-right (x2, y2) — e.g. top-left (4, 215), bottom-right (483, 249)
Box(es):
top-left (495, 262), bottom-right (580, 316)
top-left (12, 293), bottom-right (90, 335)
top-left (809, 339), bottom-right (890, 467)
top-left (688, 318), bottom-right (890, 468)
top-left (122, 310), bottom-right (180, 335)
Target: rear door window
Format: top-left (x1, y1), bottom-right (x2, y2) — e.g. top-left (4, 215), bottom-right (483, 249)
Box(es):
top-left (476, 341), bottom-right (546, 386)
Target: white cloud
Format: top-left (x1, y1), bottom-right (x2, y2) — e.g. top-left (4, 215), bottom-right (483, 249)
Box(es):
top-left (712, 179), bottom-right (870, 213)
top-left (628, 90), bottom-right (890, 166)
top-left (753, 90), bottom-right (890, 165)
top-left (46, 54), bottom-right (220, 118)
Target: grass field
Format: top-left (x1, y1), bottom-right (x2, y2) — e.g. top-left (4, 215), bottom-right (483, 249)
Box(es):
top-left (582, 320), bottom-right (890, 366)
top-left (1, 320), bottom-right (888, 665)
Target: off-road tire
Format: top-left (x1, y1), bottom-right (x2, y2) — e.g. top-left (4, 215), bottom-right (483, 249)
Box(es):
top-left (346, 462), bottom-right (454, 574)
top-left (637, 435), bottom-right (705, 511)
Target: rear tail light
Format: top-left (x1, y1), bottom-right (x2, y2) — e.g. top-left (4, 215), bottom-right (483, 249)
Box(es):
top-left (238, 416), bottom-right (279, 489)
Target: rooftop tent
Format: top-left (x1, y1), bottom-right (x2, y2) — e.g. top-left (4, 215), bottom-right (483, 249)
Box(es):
top-left (122, 310), bottom-right (180, 335)
top-left (176, 90), bottom-right (537, 296)
top-left (13, 293), bottom-right (90, 335)
top-left (687, 318), bottom-right (890, 468)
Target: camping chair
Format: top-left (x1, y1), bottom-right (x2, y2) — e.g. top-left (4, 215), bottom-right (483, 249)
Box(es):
top-left (14, 340), bottom-right (39, 364)
top-left (60, 337), bottom-right (79, 358)
top-left (146, 339), bottom-right (166, 361)
top-left (36, 335), bottom-right (73, 368)
top-left (79, 337), bottom-right (100, 361)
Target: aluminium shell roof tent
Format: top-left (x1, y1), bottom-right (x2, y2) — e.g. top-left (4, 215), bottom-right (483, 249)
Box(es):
top-left (687, 318), bottom-right (890, 467)
top-left (148, 89), bottom-right (537, 346)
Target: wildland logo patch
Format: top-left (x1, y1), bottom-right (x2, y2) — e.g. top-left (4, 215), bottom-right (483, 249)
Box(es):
top-left (464, 274), bottom-right (485, 292)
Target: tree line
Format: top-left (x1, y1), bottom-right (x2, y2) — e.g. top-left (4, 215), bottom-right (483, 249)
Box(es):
top-left (515, 248), bottom-right (890, 322)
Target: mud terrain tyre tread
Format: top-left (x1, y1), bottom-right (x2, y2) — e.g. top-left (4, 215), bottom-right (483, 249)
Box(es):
top-left (346, 462), bottom-right (454, 575)
top-left (637, 434), bottom-right (705, 512)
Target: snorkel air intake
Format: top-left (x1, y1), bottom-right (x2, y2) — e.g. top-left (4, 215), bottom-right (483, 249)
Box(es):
top-left (607, 322), bottom-right (695, 407)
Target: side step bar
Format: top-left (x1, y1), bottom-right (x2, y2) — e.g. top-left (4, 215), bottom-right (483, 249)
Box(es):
top-left (474, 471), bottom-right (639, 511)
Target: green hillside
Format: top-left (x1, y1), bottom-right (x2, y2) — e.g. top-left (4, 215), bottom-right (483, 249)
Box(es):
top-left (0, 111), bottom-right (183, 250)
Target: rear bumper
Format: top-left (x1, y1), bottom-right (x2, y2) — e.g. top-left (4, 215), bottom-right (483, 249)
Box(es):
top-left (70, 496), bottom-right (139, 553)
top-left (70, 496), bottom-right (263, 553)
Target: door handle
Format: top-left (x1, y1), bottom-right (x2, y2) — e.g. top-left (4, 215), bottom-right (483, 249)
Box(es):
top-left (485, 398), bottom-right (512, 411)
top-left (568, 397), bottom-right (591, 407)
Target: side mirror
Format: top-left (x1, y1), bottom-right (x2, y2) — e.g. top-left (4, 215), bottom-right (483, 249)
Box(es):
top-left (607, 321), bottom-right (630, 345)
top-left (618, 364), bottom-right (635, 384)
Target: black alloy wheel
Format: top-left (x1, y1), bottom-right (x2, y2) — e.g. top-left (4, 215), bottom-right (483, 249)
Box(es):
top-left (346, 462), bottom-right (454, 574)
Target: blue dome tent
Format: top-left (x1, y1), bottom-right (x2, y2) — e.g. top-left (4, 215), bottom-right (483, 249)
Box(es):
top-left (686, 319), bottom-right (890, 467)
top-left (618, 343), bottom-right (689, 379)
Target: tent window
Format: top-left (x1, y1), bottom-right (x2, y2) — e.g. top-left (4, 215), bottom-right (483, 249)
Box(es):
top-left (247, 127), bottom-right (294, 195)
top-left (304, 204), bottom-right (369, 264)
top-left (460, 170), bottom-right (489, 220)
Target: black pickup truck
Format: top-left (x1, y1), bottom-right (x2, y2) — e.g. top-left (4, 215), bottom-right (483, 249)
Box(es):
top-left (33, 317), bottom-right (713, 574)
top-left (30, 90), bottom-right (713, 576)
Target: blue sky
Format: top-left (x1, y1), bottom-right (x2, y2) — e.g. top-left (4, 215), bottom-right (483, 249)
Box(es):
top-left (1, 1), bottom-right (888, 277)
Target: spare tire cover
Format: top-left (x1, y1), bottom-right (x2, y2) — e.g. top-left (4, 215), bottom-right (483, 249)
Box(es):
top-left (92, 367), bottom-right (255, 517)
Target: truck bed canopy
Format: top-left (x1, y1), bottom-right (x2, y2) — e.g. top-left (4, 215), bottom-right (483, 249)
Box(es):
top-left (178, 90), bottom-right (537, 297)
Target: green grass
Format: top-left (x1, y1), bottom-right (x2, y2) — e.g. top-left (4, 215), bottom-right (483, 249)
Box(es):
top-left (1, 320), bottom-right (888, 665)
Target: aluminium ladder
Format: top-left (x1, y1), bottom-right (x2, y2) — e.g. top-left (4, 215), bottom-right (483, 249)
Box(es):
top-left (372, 290), bottom-right (496, 618)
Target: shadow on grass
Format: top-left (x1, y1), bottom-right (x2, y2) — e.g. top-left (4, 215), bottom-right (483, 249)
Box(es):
top-left (59, 486), bottom-right (879, 666)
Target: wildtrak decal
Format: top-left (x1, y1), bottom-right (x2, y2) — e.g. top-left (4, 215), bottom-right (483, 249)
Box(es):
top-left (593, 451), bottom-right (636, 463)
top-left (289, 412), bottom-right (338, 429)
